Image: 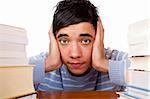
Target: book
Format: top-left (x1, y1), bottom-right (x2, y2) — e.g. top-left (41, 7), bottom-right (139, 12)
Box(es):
top-left (119, 85), bottom-right (150, 99)
top-left (118, 70), bottom-right (150, 99)
top-left (0, 42), bottom-right (25, 51)
top-left (128, 42), bottom-right (150, 57)
top-left (126, 70), bottom-right (150, 90)
top-left (129, 56), bottom-right (150, 71)
top-left (0, 65), bottom-right (35, 99)
top-left (0, 57), bottom-right (28, 66)
top-left (0, 50), bottom-right (27, 58)
top-left (0, 24), bottom-right (27, 37)
top-left (0, 24), bottom-right (28, 44)
top-left (0, 33), bottom-right (28, 44)
top-left (119, 91), bottom-right (149, 99)
top-left (127, 18), bottom-right (150, 56)
top-left (125, 85), bottom-right (150, 99)
top-left (118, 92), bottom-right (145, 99)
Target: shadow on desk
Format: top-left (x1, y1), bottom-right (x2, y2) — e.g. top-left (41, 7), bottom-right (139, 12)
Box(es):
top-left (37, 91), bottom-right (119, 99)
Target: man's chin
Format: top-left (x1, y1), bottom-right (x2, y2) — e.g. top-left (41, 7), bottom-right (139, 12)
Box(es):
top-left (67, 67), bottom-right (92, 77)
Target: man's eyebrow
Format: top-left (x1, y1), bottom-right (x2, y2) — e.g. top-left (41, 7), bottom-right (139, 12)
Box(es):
top-left (80, 33), bottom-right (93, 38)
top-left (57, 34), bottom-right (69, 38)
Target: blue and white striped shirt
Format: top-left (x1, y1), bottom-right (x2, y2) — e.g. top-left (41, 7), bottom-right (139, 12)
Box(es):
top-left (29, 48), bottom-right (130, 91)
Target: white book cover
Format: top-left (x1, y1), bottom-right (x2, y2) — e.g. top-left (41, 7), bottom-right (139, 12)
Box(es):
top-left (0, 57), bottom-right (28, 66)
top-left (125, 86), bottom-right (150, 99)
top-left (126, 70), bottom-right (150, 90)
top-left (129, 56), bottom-right (150, 71)
top-left (0, 42), bottom-right (25, 51)
top-left (119, 91), bottom-right (150, 99)
top-left (127, 19), bottom-right (150, 43)
top-left (0, 50), bottom-right (27, 58)
top-left (0, 33), bottom-right (28, 44)
top-left (0, 24), bottom-right (27, 37)
top-left (127, 19), bottom-right (150, 56)
top-left (128, 42), bottom-right (150, 57)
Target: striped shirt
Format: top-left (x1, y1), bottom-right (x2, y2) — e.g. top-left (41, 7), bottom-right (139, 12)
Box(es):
top-left (29, 48), bottom-right (130, 91)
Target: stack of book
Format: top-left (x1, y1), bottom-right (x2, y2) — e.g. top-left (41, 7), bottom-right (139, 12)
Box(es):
top-left (0, 24), bottom-right (35, 98)
top-left (127, 18), bottom-right (150, 71)
top-left (119, 19), bottom-right (150, 99)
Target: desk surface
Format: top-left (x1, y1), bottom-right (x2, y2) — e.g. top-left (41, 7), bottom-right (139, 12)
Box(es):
top-left (37, 91), bottom-right (119, 99)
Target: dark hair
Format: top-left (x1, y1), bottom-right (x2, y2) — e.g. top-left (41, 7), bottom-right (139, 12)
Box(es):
top-left (53, 0), bottom-right (98, 36)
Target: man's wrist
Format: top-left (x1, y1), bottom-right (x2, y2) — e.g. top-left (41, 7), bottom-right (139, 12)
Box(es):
top-left (93, 58), bottom-right (109, 73)
top-left (99, 59), bottom-right (109, 72)
top-left (45, 56), bottom-right (51, 72)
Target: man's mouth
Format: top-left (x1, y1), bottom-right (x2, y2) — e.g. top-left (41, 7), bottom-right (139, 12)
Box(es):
top-left (68, 62), bottom-right (84, 69)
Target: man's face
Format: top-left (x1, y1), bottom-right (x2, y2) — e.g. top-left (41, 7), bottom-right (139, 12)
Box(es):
top-left (56, 22), bottom-right (96, 76)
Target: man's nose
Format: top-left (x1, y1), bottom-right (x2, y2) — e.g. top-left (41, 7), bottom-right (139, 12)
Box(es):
top-left (69, 42), bottom-right (82, 59)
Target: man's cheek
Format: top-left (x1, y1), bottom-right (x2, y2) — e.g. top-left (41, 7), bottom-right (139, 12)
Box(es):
top-left (60, 52), bottom-right (67, 61)
top-left (61, 56), bottom-right (66, 64)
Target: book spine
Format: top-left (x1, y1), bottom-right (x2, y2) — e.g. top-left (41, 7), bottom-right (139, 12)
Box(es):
top-left (0, 34), bottom-right (28, 44)
top-left (0, 51), bottom-right (27, 58)
top-left (0, 24), bottom-right (27, 37)
top-left (126, 84), bottom-right (150, 92)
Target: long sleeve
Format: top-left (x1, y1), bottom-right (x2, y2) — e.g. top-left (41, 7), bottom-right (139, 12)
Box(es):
top-left (28, 52), bottom-right (48, 85)
top-left (105, 49), bottom-right (130, 86)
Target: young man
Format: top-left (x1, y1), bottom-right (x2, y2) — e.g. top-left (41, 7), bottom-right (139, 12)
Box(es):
top-left (29, 0), bottom-right (130, 91)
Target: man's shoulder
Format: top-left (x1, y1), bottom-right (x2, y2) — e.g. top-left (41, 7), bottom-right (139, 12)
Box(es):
top-left (105, 48), bottom-right (128, 60)
top-left (29, 52), bottom-right (48, 63)
top-left (45, 68), bottom-right (61, 78)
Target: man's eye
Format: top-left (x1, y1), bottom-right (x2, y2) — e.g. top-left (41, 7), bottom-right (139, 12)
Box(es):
top-left (59, 39), bottom-right (69, 45)
top-left (81, 39), bottom-right (91, 45)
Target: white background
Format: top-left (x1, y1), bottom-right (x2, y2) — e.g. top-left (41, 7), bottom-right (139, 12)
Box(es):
top-left (0, 0), bottom-right (149, 57)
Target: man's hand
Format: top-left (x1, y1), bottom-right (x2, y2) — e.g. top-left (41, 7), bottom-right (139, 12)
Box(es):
top-left (92, 17), bottom-right (108, 72)
top-left (45, 28), bottom-right (62, 72)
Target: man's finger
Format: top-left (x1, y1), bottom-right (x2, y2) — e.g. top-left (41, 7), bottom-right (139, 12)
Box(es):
top-left (48, 26), bottom-right (58, 54)
top-left (48, 26), bottom-right (54, 39)
top-left (95, 16), bottom-right (104, 43)
top-left (98, 17), bottom-right (104, 36)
